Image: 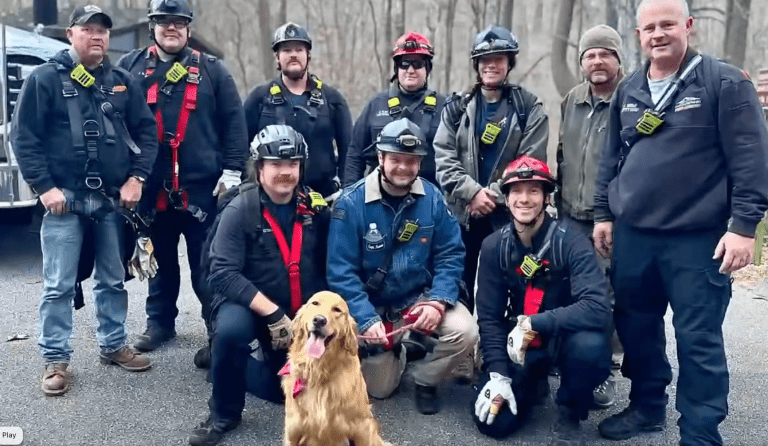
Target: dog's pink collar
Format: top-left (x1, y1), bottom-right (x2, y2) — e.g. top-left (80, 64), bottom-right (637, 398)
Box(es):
top-left (278, 361), bottom-right (306, 398)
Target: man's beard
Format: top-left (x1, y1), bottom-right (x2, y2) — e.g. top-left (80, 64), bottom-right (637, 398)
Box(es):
top-left (282, 61), bottom-right (307, 80)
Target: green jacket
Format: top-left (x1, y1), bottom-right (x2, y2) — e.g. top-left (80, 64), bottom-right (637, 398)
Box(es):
top-left (556, 81), bottom-right (615, 221)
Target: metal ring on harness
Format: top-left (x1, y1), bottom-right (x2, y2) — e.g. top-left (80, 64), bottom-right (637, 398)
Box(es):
top-left (83, 120), bottom-right (100, 137)
top-left (85, 177), bottom-right (103, 190)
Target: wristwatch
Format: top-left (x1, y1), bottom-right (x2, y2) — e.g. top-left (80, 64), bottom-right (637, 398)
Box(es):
top-left (131, 175), bottom-right (146, 183)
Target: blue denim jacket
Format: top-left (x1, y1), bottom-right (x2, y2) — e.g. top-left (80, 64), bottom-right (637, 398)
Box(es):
top-left (327, 168), bottom-right (465, 333)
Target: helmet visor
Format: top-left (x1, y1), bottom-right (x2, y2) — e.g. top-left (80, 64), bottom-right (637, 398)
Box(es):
top-left (472, 39), bottom-right (516, 56)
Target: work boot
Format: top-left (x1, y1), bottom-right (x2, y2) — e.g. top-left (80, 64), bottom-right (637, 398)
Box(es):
top-left (99, 346), bottom-right (152, 371)
top-left (549, 406), bottom-right (584, 446)
top-left (134, 326), bottom-right (175, 352)
top-left (188, 414), bottom-right (241, 446)
top-left (414, 384), bottom-right (441, 415)
top-left (598, 406), bottom-right (665, 440)
top-left (194, 344), bottom-right (211, 369)
top-left (592, 378), bottom-right (616, 408)
top-left (41, 363), bottom-right (71, 396)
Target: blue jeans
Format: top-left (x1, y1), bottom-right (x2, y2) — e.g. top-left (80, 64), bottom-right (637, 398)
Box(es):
top-left (39, 210), bottom-right (128, 363)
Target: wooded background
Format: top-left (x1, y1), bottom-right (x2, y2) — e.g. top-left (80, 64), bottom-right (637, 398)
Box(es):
top-left (3, 0), bottom-right (767, 158)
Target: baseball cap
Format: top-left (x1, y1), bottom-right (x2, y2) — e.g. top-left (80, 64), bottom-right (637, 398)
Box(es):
top-left (69, 5), bottom-right (113, 29)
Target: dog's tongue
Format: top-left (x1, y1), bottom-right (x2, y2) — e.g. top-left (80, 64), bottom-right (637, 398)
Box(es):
top-left (307, 332), bottom-right (326, 359)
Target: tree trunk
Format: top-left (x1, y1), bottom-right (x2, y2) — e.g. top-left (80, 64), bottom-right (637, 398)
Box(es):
top-left (384, 0), bottom-right (394, 88)
top-left (366, 0), bottom-right (387, 89)
top-left (500, 0), bottom-right (514, 30)
top-left (257, 0), bottom-right (274, 81)
top-left (616, 0), bottom-right (641, 72)
top-left (724, 0), bottom-right (751, 68)
top-left (278, 0), bottom-right (287, 26)
top-left (606, 0), bottom-right (618, 29)
top-left (551, 0), bottom-right (578, 96)
top-left (397, 0), bottom-right (406, 38)
top-left (444, 0), bottom-right (459, 91)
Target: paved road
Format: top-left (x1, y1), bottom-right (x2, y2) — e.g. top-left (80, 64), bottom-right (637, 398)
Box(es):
top-left (1, 217), bottom-right (767, 445)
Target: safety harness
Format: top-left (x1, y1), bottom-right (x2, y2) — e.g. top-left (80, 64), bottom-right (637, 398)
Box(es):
top-left (386, 82), bottom-right (438, 118)
top-left (57, 62), bottom-right (141, 195)
top-left (266, 74), bottom-right (325, 124)
top-left (262, 191), bottom-right (327, 315)
top-left (143, 46), bottom-right (205, 220)
top-left (499, 220), bottom-right (565, 348)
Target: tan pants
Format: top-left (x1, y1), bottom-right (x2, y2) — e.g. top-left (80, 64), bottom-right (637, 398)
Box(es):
top-left (361, 302), bottom-right (479, 399)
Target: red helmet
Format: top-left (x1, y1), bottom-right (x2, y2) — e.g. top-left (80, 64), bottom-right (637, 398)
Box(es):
top-left (393, 32), bottom-right (434, 59)
top-left (500, 155), bottom-right (556, 194)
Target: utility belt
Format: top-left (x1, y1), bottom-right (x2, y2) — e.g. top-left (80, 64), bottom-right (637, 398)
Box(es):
top-left (61, 188), bottom-right (119, 222)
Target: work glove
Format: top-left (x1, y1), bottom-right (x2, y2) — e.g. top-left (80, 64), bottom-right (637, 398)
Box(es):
top-left (507, 315), bottom-right (538, 366)
top-left (127, 236), bottom-right (159, 281)
top-left (266, 308), bottom-right (293, 350)
top-left (474, 372), bottom-right (517, 424)
top-left (213, 169), bottom-right (242, 196)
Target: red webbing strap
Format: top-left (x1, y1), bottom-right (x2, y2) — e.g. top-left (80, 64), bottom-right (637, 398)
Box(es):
top-left (523, 282), bottom-right (544, 348)
top-left (146, 46), bottom-right (159, 105)
top-left (262, 208), bottom-right (304, 315)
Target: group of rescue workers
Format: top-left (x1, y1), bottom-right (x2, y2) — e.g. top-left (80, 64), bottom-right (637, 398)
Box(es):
top-left (10, 0), bottom-right (768, 445)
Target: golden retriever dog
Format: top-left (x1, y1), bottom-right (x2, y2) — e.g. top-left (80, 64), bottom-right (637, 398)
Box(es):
top-left (281, 291), bottom-right (391, 446)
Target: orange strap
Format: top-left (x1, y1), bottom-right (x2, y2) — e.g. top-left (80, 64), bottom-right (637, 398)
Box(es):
top-left (262, 208), bottom-right (304, 315)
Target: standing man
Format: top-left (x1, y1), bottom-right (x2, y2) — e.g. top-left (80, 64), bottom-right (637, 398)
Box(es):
top-left (118, 0), bottom-right (248, 356)
top-left (434, 25), bottom-right (548, 311)
top-left (594, 0), bottom-right (768, 443)
top-left (12, 5), bottom-right (158, 395)
top-left (473, 156), bottom-right (611, 445)
top-left (188, 125), bottom-right (330, 446)
top-left (328, 118), bottom-right (478, 415)
top-left (556, 24), bottom-right (624, 409)
top-left (344, 32), bottom-right (446, 188)
top-left (244, 22), bottom-right (352, 198)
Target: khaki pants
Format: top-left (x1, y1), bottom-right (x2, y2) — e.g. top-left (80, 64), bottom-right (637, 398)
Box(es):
top-left (361, 302), bottom-right (478, 399)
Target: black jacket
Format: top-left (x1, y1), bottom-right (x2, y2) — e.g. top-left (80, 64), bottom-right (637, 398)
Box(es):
top-left (208, 189), bottom-right (330, 316)
top-left (117, 47), bottom-right (248, 205)
top-left (12, 50), bottom-right (158, 196)
top-left (243, 76), bottom-right (352, 197)
top-left (475, 217), bottom-right (611, 376)
top-left (594, 52), bottom-right (768, 235)
top-left (343, 85), bottom-right (446, 187)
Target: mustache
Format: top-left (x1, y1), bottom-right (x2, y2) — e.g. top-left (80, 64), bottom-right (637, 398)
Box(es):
top-left (274, 175), bottom-right (296, 184)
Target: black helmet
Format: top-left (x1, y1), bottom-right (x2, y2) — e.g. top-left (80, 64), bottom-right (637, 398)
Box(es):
top-left (471, 25), bottom-right (518, 60)
top-left (272, 22), bottom-right (312, 51)
top-left (250, 125), bottom-right (308, 162)
top-left (376, 118), bottom-right (428, 157)
top-left (148, 0), bottom-right (193, 21)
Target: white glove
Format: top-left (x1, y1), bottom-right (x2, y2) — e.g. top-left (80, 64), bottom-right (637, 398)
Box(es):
top-left (475, 372), bottom-right (517, 425)
top-left (128, 236), bottom-right (159, 281)
top-left (507, 315), bottom-right (536, 366)
top-left (212, 169), bottom-right (242, 196)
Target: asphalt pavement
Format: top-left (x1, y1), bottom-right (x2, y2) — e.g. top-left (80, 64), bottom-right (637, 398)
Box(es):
top-left (1, 216), bottom-right (767, 446)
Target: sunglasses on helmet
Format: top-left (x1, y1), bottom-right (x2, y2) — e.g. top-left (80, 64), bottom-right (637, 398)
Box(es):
top-left (395, 40), bottom-right (432, 52)
top-left (398, 59), bottom-right (427, 70)
top-left (474, 39), bottom-right (514, 53)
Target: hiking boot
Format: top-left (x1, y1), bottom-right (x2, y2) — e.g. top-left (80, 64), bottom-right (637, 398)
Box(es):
top-left (415, 384), bottom-right (441, 415)
top-left (134, 326), bottom-right (175, 352)
top-left (99, 346), bottom-right (152, 371)
top-left (41, 363), bottom-right (71, 396)
top-left (194, 345), bottom-right (211, 369)
top-left (593, 378), bottom-right (616, 409)
top-left (188, 414), bottom-right (241, 446)
top-left (549, 406), bottom-right (584, 446)
top-left (598, 406), bottom-right (665, 440)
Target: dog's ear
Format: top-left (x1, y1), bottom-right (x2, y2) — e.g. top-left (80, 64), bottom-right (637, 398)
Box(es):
top-left (342, 315), bottom-right (360, 355)
top-left (292, 309), bottom-right (309, 348)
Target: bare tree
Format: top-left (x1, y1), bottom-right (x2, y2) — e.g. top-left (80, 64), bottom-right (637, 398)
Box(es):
top-left (724, 0), bottom-right (751, 67)
top-left (225, 2), bottom-right (250, 92)
top-left (396, 0), bottom-right (405, 38)
top-left (278, 0), bottom-right (287, 26)
top-left (444, 0), bottom-right (459, 90)
top-left (500, 0), bottom-right (514, 29)
top-left (253, 0), bottom-right (274, 81)
top-left (366, 0), bottom-right (386, 88)
top-left (551, 0), bottom-right (578, 96)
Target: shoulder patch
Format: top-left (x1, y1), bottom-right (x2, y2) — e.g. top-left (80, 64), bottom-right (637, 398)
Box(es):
top-left (208, 57), bottom-right (217, 63)
top-left (332, 208), bottom-right (346, 220)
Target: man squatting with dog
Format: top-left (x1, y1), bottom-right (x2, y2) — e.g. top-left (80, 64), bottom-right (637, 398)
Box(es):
top-left (188, 125), bottom-right (331, 446)
top-left (328, 118), bottom-right (479, 415)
